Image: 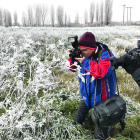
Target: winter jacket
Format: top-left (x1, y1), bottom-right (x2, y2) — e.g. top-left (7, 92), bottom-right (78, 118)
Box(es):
top-left (132, 67), bottom-right (140, 87)
top-left (67, 44), bottom-right (116, 109)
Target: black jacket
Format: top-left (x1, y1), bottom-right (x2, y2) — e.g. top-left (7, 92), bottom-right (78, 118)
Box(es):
top-left (132, 67), bottom-right (140, 88)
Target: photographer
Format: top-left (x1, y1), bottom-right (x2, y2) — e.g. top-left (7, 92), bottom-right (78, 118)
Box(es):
top-left (67, 32), bottom-right (116, 140)
top-left (110, 48), bottom-right (140, 87)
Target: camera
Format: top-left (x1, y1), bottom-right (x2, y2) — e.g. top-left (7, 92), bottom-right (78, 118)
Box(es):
top-left (127, 48), bottom-right (140, 65)
top-left (110, 48), bottom-right (140, 69)
top-left (111, 36), bottom-right (140, 69)
top-left (68, 36), bottom-right (83, 60)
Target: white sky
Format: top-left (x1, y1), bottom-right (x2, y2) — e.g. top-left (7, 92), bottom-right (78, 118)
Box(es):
top-left (0, 0), bottom-right (140, 23)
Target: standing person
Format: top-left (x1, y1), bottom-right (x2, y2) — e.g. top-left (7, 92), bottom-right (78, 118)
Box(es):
top-left (110, 49), bottom-right (140, 87)
top-left (67, 32), bottom-right (116, 140)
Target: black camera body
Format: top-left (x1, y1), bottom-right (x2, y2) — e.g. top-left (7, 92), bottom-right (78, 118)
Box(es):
top-left (68, 36), bottom-right (83, 60)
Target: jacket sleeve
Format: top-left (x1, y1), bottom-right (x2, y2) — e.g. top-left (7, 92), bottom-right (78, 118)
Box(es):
top-left (81, 50), bottom-right (113, 79)
top-left (132, 67), bottom-right (140, 88)
top-left (67, 58), bottom-right (79, 72)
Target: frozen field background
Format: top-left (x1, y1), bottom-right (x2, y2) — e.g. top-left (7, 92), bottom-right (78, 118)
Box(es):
top-left (0, 26), bottom-right (140, 139)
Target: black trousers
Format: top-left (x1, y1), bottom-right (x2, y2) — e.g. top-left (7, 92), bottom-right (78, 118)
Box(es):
top-left (75, 100), bottom-right (108, 139)
top-left (74, 100), bottom-right (89, 124)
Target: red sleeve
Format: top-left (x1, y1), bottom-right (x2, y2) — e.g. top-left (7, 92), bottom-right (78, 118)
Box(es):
top-left (67, 58), bottom-right (77, 71)
top-left (88, 57), bottom-right (111, 78)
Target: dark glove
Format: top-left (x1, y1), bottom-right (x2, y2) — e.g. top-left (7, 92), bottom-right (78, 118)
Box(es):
top-left (110, 56), bottom-right (119, 69)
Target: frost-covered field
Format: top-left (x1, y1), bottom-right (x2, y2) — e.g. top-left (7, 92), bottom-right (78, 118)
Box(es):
top-left (0, 26), bottom-right (140, 140)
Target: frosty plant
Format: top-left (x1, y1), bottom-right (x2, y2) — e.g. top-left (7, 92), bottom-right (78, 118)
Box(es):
top-left (0, 31), bottom-right (82, 140)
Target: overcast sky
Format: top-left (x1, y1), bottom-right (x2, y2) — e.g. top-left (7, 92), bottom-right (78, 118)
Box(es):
top-left (0, 0), bottom-right (140, 23)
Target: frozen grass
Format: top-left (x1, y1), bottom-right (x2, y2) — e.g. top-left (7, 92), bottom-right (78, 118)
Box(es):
top-left (0, 26), bottom-right (140, 139)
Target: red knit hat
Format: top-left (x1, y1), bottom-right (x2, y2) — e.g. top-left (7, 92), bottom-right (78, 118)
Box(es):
top-left (78, 32), bottom-right (97, 49)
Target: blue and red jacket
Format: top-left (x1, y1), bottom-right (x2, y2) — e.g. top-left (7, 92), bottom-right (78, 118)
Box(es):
top-left (67, 44), bottom-right (116, 109)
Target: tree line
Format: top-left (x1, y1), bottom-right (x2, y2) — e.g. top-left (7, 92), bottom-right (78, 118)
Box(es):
top-left (0, 0), bottom-right (113, 27)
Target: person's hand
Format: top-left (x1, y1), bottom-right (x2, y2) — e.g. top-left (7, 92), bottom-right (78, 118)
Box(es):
top-left (68, 49), bottom-right (71, 57)
top-left (110, 56), bottom-right (119, 69)
top-left (75, 55), bottom-right (85, 63)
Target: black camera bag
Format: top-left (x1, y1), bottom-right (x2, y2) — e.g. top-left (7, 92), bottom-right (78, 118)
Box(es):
top-left (91, 43), bottom-right (127, 136)
top-left (91, 94), bottom-right (126, 135)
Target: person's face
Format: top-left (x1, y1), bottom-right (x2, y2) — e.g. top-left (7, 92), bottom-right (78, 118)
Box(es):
top-left (79, 47), bottom-right (96, 58)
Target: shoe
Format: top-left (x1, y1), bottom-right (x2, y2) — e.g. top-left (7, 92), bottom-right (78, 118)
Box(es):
top-left (94, 126), bottom-right (108, 140)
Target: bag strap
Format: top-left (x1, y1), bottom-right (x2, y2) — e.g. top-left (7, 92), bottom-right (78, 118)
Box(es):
top-left (109, 126), bottom-right (113, 137)
top-left (114, 70), bottom-right (120, 96)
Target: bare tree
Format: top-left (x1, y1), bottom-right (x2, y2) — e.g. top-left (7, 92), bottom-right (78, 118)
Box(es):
top-left (100, 0), bottom-right (104, 26)
top-left (0, 8), bottom-right (3, 26)
top-left (3, 10), bottom-right (6, 26)
top-left (89, 2), bottom-right (95, 24)
top-left (8, 11), bottom-right (12, 26)
top-left (57, 6), bottom-right (64, 27)
top-left (14, 11), bottom-right (18, 26)
top-left (104, 0), bottom-right (113, 25)
top-left (84, 9), bottom-right (88, 25)
top-left (50, 5), bottom-right (55, 27)
top-left (34, 5), bottom-right (41, 26)
top-left (64, 12), bottom-right (67, 27)
top-left (3, 10), bottom-right (12, 27)
top-left (75, 12), bottom-right (79, 26)
top-left (67, 15), bottom-right (71, 27)
top-left (40, 5), bottom-right (48, 26)
top-left (27, 6), bottom-right (34, 26)
top-left (96, 2), bottom-right (99, 26)
top-left (22, 12), bottom-right (28, 27)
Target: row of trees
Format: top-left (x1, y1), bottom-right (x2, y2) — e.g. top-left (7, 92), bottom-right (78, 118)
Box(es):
top-left (0, 9), bottom-right (12, 27)
top-left (0, 0), bottom-right (113, 27)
